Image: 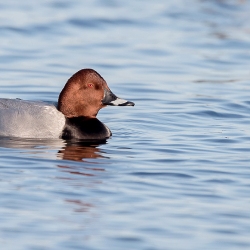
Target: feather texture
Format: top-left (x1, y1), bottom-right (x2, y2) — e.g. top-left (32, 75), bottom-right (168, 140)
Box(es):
top-left (0, 99), bottom-right (65, 138)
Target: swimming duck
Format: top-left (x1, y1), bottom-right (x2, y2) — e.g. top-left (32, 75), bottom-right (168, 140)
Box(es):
top-left (0, 69), bottom-right (134, 140)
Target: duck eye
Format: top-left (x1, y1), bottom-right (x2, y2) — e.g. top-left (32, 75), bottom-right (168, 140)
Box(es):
top-left (88, 83), bottom-right (94, 88)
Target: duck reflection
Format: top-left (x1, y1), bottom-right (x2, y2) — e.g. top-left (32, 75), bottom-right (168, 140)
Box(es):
top-left (56, 140), bottom-right (108, 180)
top-left (0, 136), bottom-right (65, 149)
top-left (56, 141), bottom-right (108, 216)
top-left (0, 136), bottom-right (108, 162)
top-left (57, 140), bottom-right (107, 162)
top-left (0, 136), bottom-right (108, 177)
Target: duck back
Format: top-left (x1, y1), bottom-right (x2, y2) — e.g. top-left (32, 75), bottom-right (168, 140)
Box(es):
top-left (0, 98), bottom-right (65, 138)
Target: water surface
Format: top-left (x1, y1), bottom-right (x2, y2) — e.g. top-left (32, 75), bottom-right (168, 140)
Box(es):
top-left (0, 0), bottom-right (250, 249)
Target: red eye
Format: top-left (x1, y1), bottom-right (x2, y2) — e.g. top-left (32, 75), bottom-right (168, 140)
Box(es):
top-left (88, 83), bottom-right (94, 88)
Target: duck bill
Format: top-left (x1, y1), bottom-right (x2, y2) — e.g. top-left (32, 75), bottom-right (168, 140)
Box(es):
top-left (102, 88), bottom-right (135, 106)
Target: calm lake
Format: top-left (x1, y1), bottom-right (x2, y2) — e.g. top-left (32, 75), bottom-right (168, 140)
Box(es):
top-left (0, 0), bottom-right (250, 249)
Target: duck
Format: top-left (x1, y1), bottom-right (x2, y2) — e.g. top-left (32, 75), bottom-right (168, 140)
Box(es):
top-left (0, 69), bottom-right (134, 140)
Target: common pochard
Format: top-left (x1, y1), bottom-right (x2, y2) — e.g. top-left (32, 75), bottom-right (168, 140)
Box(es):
top-left (0, 69), bottom-right (134, 140)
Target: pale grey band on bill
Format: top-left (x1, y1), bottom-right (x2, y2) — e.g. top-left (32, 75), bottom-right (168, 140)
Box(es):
top-left (110, 98), bottom-right (134, 106)
top-left (102, 88), bottom-right (135, 106)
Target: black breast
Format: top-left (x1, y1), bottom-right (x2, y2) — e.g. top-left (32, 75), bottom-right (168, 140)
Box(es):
top-left (61, 117), bottom-right (111, 140)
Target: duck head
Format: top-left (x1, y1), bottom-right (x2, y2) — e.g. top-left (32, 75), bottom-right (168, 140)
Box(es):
top-left (58, 69), bottom-right (134, 118)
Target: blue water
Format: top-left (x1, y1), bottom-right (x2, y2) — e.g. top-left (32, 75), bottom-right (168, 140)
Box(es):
top-left (1, 1), bottom-right (250, 249)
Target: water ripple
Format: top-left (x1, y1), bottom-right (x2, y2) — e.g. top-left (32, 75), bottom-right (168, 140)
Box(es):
top-left (1, 0), bottom-right (250, 250)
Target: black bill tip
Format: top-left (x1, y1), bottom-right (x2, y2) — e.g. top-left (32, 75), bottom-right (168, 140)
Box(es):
top-left (118, 101), bottom-right (135, 106)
